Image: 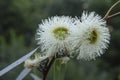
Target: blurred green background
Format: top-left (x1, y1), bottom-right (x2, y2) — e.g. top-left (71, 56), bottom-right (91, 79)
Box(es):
top-left (0, 0), bottom-right (120, 80)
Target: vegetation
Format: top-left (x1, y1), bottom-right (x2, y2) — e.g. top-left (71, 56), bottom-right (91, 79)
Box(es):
top-left (0, 0), bottom-right (120, 80)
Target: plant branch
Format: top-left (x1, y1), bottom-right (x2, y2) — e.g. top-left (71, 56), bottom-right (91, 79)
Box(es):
top-left (103, 0), bottom-right (120, 19)
top-left (104, 12), bottom-right (120, 20)
top-left (43, 56), bottom-right (55, 80)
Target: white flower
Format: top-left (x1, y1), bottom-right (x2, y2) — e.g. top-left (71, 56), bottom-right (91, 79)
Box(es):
top-left (74, 12), bottom-right (110, 60)
top-left (24, 54), bottom-right (47, 68)
top-left (36, 16), bottom-right (77, 57)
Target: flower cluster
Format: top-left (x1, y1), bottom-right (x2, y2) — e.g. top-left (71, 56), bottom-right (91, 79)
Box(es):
top-left (24, 11), bottom-right (110, 68)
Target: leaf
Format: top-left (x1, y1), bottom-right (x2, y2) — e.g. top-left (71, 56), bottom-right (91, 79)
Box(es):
top-left (16, 68), bottom-right (31, 80)
top-left (0, 47), bottom-right (38, 76)
top-left (30, 73), bottom-right (42, 80)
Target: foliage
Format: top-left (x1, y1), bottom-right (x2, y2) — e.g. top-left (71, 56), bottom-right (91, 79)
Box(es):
top-left (0, 0), bottom-right (120, 80)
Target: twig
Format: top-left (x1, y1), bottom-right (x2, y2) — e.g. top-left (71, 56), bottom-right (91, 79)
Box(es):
top-left (103, 0), bottom-right (120, 19)
top-left (43, 56), bottom-right (55, 80)
top-left (104, 12), bottom-right (120, 20)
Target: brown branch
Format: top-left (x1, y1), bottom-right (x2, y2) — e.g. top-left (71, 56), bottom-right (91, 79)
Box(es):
top-left (43, 56), bottom-right (55, 80)
top-left (104, 12), bottom-right (120, 20)
top-left (103, 0), bottom-right (120, 19)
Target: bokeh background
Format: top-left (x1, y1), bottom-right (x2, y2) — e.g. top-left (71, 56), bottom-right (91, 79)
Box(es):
top-left (0, 0), bottom-right (120, 80)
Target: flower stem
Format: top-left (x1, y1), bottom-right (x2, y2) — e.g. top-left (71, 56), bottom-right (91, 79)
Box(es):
top-left (103, 0), bottom-right (120, 19)
top-left (43, 56), bottom-right (55, 80)
top-left (104, 12), bottom-right (120, 20)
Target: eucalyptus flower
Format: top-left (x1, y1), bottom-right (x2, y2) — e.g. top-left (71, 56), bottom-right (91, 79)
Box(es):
top-left (24, 54), bottom-right (47, 68)
top-left (36, 16), bottom-right (77, 57)
top-left (74, 12), bottom-right (110, 60)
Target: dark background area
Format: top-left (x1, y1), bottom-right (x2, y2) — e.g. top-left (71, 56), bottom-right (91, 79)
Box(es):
top-left (0, 0), bottom-right (120, 80)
